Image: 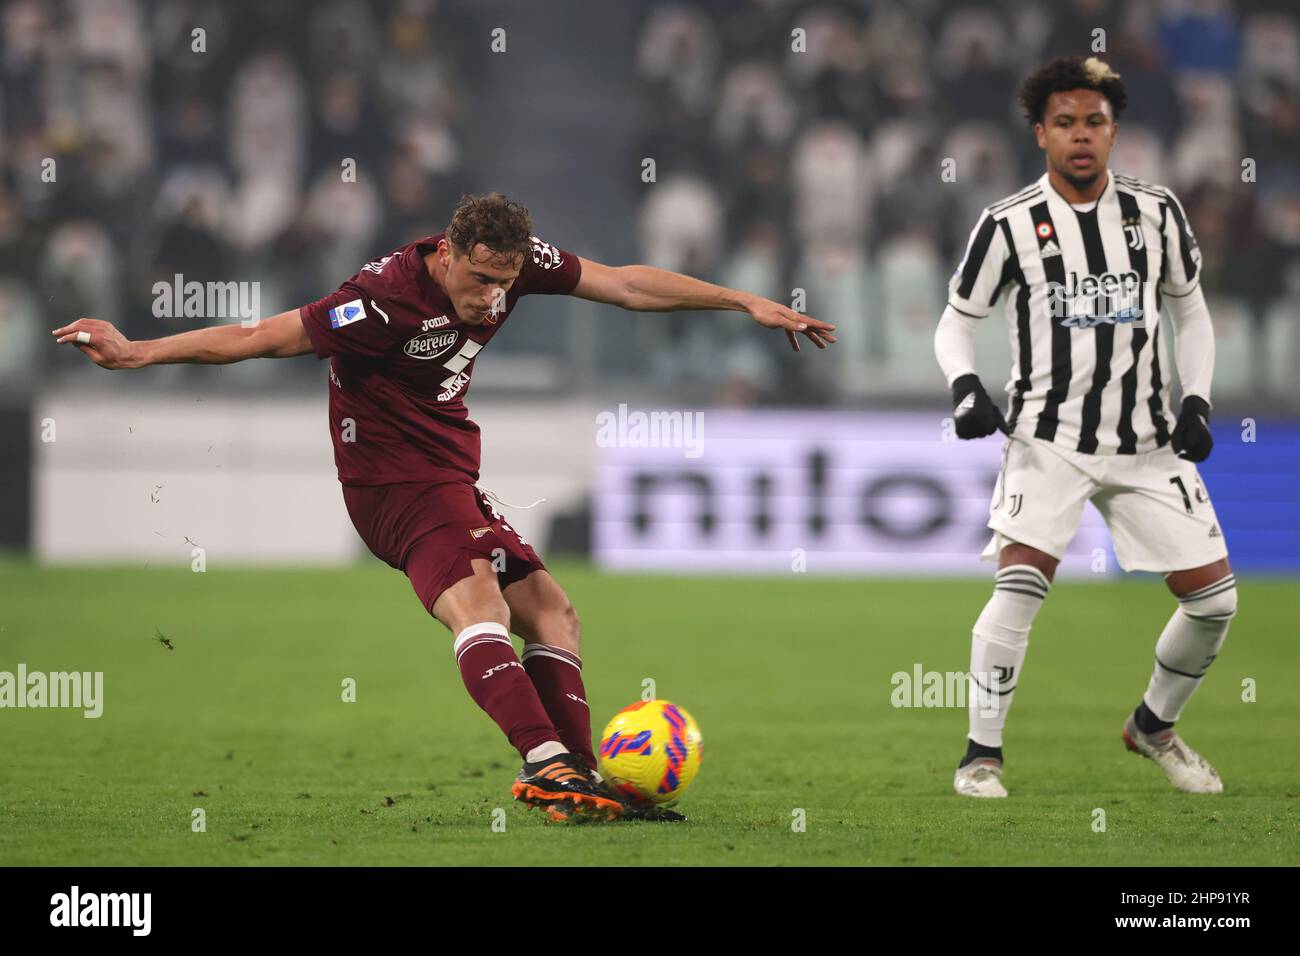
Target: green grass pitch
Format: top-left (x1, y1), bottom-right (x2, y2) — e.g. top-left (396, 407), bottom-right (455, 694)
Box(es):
top-left (1, 559), bottom-right (1296, 866)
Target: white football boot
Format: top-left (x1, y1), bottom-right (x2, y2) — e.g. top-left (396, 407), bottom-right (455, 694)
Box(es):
top-left (954, 757), bottom-right (1008, 798)
top-left (1123, 714), bottom-right (1223, 794)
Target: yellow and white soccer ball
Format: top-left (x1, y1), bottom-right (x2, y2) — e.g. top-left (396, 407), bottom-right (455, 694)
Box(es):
top-left (597, 699), bottom-right (703, 806)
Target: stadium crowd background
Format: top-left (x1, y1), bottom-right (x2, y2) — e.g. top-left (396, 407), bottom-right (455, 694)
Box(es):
top-left (3, 0), bottom-right (1298, 409)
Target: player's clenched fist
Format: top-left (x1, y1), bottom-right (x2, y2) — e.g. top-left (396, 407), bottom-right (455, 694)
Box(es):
top-left (951, 373), bottom-right (1007, 439)
top-left (1171, 395), bottom-right (1213, 462)
top-left (52, 318), bottom-right (141, 370)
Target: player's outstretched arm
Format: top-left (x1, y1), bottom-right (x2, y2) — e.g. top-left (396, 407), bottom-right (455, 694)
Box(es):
top-left (52, 309), bottom-right (315, 369)
top-left (572, 256), bottom-right (837, 352)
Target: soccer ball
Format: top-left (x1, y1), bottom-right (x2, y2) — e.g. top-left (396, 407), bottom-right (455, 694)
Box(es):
top-left (597, 699), bottom-right (703, 806)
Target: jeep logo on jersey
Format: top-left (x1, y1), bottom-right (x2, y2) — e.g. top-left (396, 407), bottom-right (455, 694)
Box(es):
top-left (1048, 270), bottom-right (1145, 329)
top-left (530, 235), bottom-right (562, 270)
top-left (403, 330), bottom-right (459, 360)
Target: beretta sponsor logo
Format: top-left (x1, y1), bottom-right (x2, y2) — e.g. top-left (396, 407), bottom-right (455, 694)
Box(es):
top-left (404, 330), bottom-right (459, 360)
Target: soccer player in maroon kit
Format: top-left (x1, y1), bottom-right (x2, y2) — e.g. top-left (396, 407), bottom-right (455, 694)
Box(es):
top-left (54, 193), bottom-right (836, 821)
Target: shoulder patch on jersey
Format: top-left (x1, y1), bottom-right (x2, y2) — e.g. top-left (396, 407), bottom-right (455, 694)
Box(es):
top-left (529, 235), bottom-right (563, 270)
top-left (329, 299), bottom-right (366, 328)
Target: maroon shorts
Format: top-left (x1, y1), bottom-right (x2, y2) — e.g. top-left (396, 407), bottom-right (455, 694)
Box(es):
top-left (341, 479), bottom-right (546, 616)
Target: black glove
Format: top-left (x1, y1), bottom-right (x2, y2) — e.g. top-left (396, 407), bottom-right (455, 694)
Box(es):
top-left (952, 373), bottom-right (1006, 440)
top-left (1171, 395), bottom-right (1213, 462)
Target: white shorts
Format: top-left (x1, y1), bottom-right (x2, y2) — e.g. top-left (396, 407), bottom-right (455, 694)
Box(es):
top-left (982, 435), bottom-right (1230, 574)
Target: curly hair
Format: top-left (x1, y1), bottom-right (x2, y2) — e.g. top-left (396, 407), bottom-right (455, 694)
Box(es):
top-left (445, 192), bottom-right (534, 261)
top-left (1018, 55), bottom-right (1128, 126)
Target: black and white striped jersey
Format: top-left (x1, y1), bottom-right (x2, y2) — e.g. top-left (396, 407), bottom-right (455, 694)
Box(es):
top-left (947, 169), bottom-right (1202, 455)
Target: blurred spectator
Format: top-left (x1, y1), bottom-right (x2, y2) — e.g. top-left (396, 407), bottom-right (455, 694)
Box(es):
top-left (639, 173), bottom-right (724, 275)
top-left (636, 4), bottom-right (718, 117)
top-left (40, 221), bottom-right (121, 335)
top-left (2, 0), bottom-right (1296, 405)
top-left (790, 122), bottom-right (872, 248)
top-left (934, 7), bottom-right (1020, 125)
top-left (1156, 0), bottom-right (1240, 74)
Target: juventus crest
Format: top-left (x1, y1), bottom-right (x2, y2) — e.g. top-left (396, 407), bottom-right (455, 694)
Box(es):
top-left (1123, 217), bottom-right (1145, 251)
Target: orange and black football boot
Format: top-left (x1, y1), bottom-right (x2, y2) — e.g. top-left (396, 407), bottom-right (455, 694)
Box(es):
top-left (544, 770), bottom-right (688, 824)
top-left (511, 753), bottom-right (623, 821)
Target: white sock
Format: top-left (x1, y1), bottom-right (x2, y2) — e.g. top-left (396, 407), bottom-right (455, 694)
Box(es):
top-left (968, 565), bottom-right (1050, 748)
top-left (524, 740), bottom-right (568, 764)
top-left (1143, 574), bottom-right (1236, 722)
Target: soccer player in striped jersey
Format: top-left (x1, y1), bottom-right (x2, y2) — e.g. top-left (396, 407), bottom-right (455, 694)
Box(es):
top-left (935, 56), bottom-right (1234, 798)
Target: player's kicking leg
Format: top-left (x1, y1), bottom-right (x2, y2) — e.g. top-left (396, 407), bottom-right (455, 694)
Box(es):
top-left (954, 542), bottom-right (1057, 798)
top-left (430, 557), bottom-right (622, 820)
top-left (504, 572), bottom-right (685, 822)
top-left (1121, 557), bottom-right (1234, 794)
top-left (503, 570), bottom-right (596, 770)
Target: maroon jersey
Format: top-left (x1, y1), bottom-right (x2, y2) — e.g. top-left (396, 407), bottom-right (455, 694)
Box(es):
top-left (300, 234), bottom-right (582, 485)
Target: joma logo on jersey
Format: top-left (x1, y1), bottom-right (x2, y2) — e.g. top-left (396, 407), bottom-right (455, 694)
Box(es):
top-left (1048, 270), bottom-right (1145, 329)
top-left (403, 330), bottom-right (459, 360)
top-left (469, 526), bottom-right (493, 540)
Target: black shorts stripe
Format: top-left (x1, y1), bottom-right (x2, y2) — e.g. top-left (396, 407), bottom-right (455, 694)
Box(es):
top-left (1075, 206), bottom-right (1113, 454)
top-left (1030, 201), bottom-right (1070, 443)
